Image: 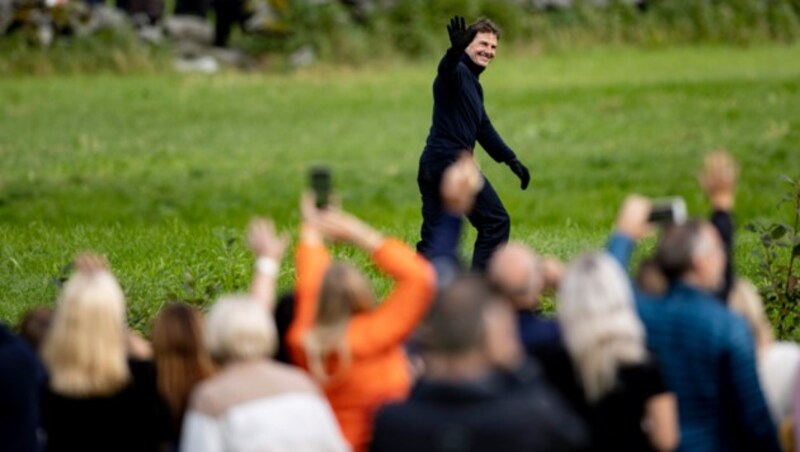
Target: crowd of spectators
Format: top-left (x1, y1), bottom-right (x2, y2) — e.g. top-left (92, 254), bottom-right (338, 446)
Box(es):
top-left (0, 150), bottom-right (798, 452)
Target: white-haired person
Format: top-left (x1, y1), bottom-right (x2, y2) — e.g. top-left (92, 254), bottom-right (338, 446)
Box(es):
top-left (547, 252), bottom-right (679, 451)
top-left (728, 279), bottom-right (800, 428)
top-left (40, 253), bottom-right (171, 452)
top-left (180, 219), bottom-right (349, 452)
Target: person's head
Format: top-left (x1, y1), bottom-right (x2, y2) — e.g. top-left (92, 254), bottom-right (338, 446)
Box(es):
top-left (19, 307), bottom-right (53, 353)
top-left (465, 18), bottom-right (500, 68)
top-left (303, 262), bottom-right (375, 383)
top-left (42, 266), bottom-right (130, 397)
top-left (728, 279), bottom-right (774, 351)
top-left (205, 296), bottom-right (276, 364)
top-left (418, 274), bottom-right (522, 375)
top-left (152, 302), bottom-right (215, 425)
top-left (488, 243), bottom-right (545, 311)
top-left (557, 252), bottom-right (646, 401)
top-left (655, 220), bottom-right (726, 291)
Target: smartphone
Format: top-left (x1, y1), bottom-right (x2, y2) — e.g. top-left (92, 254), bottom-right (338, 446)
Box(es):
top-left (309, 166), bottom-right (332, 209)
top-left (648, 197), bottom-right (687, 225)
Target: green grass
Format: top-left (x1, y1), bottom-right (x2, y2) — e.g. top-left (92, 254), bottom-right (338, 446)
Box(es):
top-left (2, 44), bottom-right (799, 331)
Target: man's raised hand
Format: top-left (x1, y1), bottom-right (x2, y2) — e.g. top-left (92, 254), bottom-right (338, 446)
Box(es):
top-left (447, 15), bottom-right (476, 51)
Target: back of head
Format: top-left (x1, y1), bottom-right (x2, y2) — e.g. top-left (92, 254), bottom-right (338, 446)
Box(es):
top-left (488, 243), bottom-right (543, 310)
top-left (728, 279), bottom-right (773, 348)
top-left (153, 302), bottom-right (215, 424)
top-left (468, 17), bottom-right (501, 39)
top-left (557, 252), bottom-right (645, 401)
top-left (417, 274), bottom-right (491, 356)
top-left (19, 307), bottom-right (54, 353)
top-left (654, 220), bottom-right (707, 282)
top-left (42, 269), bottom-right (130, 397)
top-left (205, 296), bottom-right (276, 364)
top-left (303, 262), bottom-right (374, 383)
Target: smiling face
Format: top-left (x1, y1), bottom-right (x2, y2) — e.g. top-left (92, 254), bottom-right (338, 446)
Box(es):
top-left (465, 31), bottom-right (498, 68)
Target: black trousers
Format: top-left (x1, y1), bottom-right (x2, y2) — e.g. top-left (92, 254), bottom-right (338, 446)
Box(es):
top-left (416, 157), bottom-right (510, 271)
top-left (213, 0), bottom-right (245, 47)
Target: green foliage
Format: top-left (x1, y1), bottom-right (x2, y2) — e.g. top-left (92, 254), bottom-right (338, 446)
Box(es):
top-left (746, 177), bottom-right (800, 341)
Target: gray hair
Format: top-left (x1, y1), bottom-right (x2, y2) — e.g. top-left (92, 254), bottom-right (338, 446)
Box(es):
top-left (557, 252), bottom-right (646, 401)
top-left (205, 295), bottom-right (276, 363)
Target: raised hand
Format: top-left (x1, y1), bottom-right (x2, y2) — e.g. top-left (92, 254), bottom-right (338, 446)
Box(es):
top-left (447, 15), bottom-right (476, 51)
top-left (507, 158), bottom-right (530, 190)
top-left (615, 195), bottom-right (653, 241)
top-left (441, 152), bottom-right (484, 214)
top-left (697, 150), bottom-right (738, 211)
top-left (247, 218), bottom-right (289, 261)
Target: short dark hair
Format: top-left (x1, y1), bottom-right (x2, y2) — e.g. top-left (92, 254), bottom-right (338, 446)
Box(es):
top-left (654, 220), bottom-right (706, 282)
top-left (416, 275), bottom-right (492, 355)
top-left (468, 18), bottom-right (501, 39)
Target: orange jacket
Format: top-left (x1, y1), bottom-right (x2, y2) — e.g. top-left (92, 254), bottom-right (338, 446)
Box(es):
top-left (287, 239), bottom-right (436, 452)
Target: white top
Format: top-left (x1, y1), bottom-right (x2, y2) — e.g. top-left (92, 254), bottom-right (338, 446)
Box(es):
top-left (181, 393), bottom-right (349, 452)
top-left (179, 360), bottom-right (350, 452)
top-left (759, 341), bottom-right (800, 424)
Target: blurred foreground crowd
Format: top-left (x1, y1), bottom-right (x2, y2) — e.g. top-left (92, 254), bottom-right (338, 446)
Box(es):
top-left (1, 151), bottom-right (798, 452)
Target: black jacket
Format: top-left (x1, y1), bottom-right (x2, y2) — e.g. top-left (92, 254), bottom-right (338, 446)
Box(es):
top-left (423, 48), bottom-right (517, 164)
top-left (371, 362), bottom-right (589, 452)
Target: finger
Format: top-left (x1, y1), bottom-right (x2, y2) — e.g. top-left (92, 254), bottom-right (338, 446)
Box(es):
top-left (460, 16), bottom-right (465, 31)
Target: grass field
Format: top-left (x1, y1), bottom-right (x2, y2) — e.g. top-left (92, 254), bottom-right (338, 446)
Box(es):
top-left (2, 44), bottom-right (799, 331)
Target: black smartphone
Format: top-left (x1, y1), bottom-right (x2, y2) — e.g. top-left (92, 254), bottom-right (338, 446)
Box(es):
top-left (309, 166), bottom-right (332, 209)
top-left (648, 197), bottom-right (687, 225)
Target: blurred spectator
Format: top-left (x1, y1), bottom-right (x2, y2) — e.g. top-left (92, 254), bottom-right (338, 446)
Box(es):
top-left (174, 0), bottom-right (208, 18)
top-left (0, 322), bottom-right (41, 452)
top-left (152, 302), bottom-right (216, 449)
top-left (635, 257), bottom-right (668, 296)
top-left (371, 275), bottom-right (589, 452)
top-left (728, 279), bottom-right (800, 426)
top-left (555, 252), bottom-right (678, 451)
top-left (489, 243), bottom-right (562, 353)
top-left (287, 195), bottom-right (436, 451)
top-left (40, 253), bottom-right (171, 452)
top-left (180, 296), bottom-right (349, 452)
top-left (18, 307), bottom-right (53, 353)
top-left (212, 0), bottom-right (245, 47)
top-left (607, 197), bottom-right (780, 451)
top-left (180, 218), bottom-right (348, 452)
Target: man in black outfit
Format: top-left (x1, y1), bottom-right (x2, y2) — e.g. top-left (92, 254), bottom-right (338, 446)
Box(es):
top-left (417, 16), bottom-right (531, 271)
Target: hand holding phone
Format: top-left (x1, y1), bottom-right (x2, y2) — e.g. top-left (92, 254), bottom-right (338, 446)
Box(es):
top-left (648, 197), bottom-right (687, 225)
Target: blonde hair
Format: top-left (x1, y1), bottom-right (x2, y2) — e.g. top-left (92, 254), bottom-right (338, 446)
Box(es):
top-left (42, 268), bottom-right (130, 397)
top-left (304, 262), bottom-right (374, 384)
top-left (557, 252), bottom-right (646, 402)
top-left (728, 279), bottom-right (774, 349)
top-left (205, 295), bottom-right (276, 363)
top-left (153, 302), bottom-right (215, 430)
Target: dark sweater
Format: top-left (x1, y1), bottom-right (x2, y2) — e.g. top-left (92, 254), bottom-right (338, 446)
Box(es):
top-left (0, 324), bottom-right (41, 452)
top-left (422, 48), bottom-right (516, 164)
top-left (371, 362), bottom-right (589, 452)
top-left (41, 359), bottom-right (172, 452)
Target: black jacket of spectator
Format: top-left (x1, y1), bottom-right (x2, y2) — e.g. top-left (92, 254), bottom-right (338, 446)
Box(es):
top-left (41, 359), bottom-right (172, 452)
top-left (371, 362), bottom-right (588, 452)
top-left (0, 323), bottom-right (41, 452)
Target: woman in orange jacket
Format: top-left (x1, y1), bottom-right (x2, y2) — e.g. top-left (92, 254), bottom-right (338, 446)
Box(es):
top-left (287, 195), bottom-right (437, 452)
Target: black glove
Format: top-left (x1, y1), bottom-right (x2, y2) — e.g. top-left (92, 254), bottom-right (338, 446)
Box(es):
top-left (507, 158), bottom-right (530, 190)
top-left (447, 15), bottom-right (476, 51)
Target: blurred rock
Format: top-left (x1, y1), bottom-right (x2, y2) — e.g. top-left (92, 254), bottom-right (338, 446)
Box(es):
top-left (0, 0), bottom-right (12, 35)
top-left (174, 54), bottom-right (219, 73)
top-left (164, 14), bottom-right (212, 45)
top-left (289, 44), bottom-right (315, 68)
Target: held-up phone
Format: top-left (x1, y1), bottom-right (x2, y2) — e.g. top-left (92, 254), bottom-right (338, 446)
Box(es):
top-left (648, 197), bottom-right (687, 225)
top-left (309, 166), bottom-right (332, 209)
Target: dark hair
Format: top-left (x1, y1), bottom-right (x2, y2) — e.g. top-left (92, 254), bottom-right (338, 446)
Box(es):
top-left (654, 220), bottom-right (705, 282)
top-left (19, 307), bottom-right (54, 352)
top-left (416, 275), bottom-right (492, 355)
top-left (468, 18), bottom-right (501, 39)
